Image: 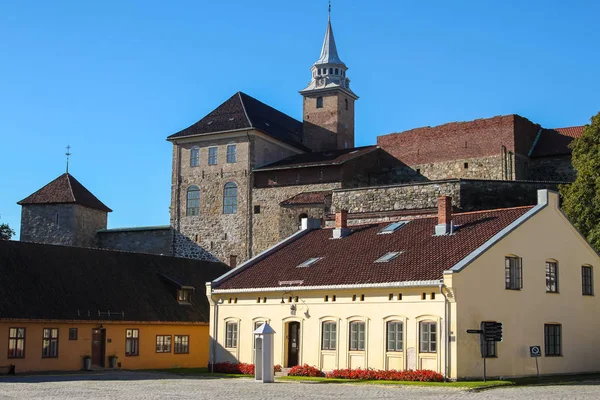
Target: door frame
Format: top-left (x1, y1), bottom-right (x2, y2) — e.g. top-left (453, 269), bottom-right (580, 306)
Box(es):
top-left (284, 320), bottom-right (302, 367)
top-left (91, 328), bottom-right (106, 367)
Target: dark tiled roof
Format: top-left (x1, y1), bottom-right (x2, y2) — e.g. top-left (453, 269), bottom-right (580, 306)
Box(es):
top-left (281, 191), bottom-right (332, 206)
top-left (167, 92), bottom-right (306, 150)
top-left (17, 173), bottom-right (112, 212)
top-left (215, 206), bottom-right (532, 290)
top-left (255, 146), bottom-right (378, 171)
top-left (530, 126), bottom-right (584, 157)
top-left (0, 241), bottom-right (230, 322)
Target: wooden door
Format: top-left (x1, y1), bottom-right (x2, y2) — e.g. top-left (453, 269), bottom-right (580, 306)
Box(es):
top-left (92, 329), bottom-right (105, 367)
top-left (287, 322), bottom-right (300, 367)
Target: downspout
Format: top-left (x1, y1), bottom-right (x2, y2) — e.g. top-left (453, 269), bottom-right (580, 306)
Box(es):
top-left (246, 131), bottom-right (253, 260)
top-left (210, 291), bottom-right (219, 373)
top-left (439, 283), bottom-right (449, 381)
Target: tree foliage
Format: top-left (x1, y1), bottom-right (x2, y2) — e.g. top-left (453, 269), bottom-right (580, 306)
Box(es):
top-left (0, 223), bottom-right (15, 240)
top-left (560, 111), bottom-right (600, 251)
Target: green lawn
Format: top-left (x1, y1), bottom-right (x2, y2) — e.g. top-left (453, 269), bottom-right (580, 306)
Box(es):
top-left (276, 375), bottom-right (514, 388)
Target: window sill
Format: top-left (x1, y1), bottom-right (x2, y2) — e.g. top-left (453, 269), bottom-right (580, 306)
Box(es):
top-left (545, 354), bottom-right (563, 357)
top-left (505, 288), bottom-right (522, 291)
top-left (174, 352), bottom-right (190, 355)
top-left (546, 291), bottom-right (559, 294)
top-left (42, 356), bottom-right (58, 359)
top-left (125, 354), bottom-right (139, 357)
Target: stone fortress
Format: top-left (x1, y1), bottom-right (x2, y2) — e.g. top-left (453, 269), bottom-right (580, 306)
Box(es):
top-left (17, 11), bottom-right (583, 266)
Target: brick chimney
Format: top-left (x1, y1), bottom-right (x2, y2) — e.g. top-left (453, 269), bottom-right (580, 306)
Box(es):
top-left (333, 210), bottom-right (350, 239)
top-left (435, 196), bottom-right (453, 235)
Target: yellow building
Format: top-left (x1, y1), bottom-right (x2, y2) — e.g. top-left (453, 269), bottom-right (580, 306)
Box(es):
top-left (207, 190), bottom-right (600, 379)
top-left (0, 241), bottom-right (229, 373)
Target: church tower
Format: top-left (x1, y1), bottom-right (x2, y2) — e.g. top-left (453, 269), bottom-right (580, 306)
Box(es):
top-left (300, 9), bottom-right (358, 152)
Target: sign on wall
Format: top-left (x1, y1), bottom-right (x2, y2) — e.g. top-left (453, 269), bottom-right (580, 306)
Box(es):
top-left (529, 345), bottom-right (542, 358)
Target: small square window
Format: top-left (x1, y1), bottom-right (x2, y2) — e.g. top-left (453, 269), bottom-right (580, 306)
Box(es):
top-left (254, 205), bottom-right (261, 214)
top-left (431, 292), bottom-right (436, 300)
top-left (352, 295), bottom-right (357, 301)
top-left (69, 328), bottom-right (78, 341)
top-left (360, 294), bottom-right (365, 301)
top-left (178, 289), bottom-right (191, 303)
top-left (388, 293), bottom-right (394, 301)
top-left (398, 293), bottom-right (403, 300)
top-left (421, 293), bottom-right (426, 300)
top-left (464, 162), bottom-right (469, 169)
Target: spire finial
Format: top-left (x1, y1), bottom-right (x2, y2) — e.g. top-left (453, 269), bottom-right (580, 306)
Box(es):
top-left (65, 145), bottom-right (71, 173)
top-left (328, 0), bottom-right (331, 20)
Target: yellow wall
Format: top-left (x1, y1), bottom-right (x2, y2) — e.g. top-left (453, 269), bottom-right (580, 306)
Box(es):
top-left (450, 191), bottom-right (600, 378)
top-left (210, 288), bottom-right (446, 373)
top-left (0, 321), bottom-right (209, 373)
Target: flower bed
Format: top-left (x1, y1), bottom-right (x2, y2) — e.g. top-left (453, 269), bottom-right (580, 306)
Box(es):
top-left (326, 368), bottom-right (444, 382)
top-left (288, 364), bottom-right (324, 377)
top-left (211, 362), bottom-right (282, 375)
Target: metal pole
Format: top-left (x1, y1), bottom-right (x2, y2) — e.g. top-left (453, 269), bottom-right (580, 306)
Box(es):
top-left (535, 357), bottom-right (539, 378)
top-left (483, 354), bottom-right (487, 382)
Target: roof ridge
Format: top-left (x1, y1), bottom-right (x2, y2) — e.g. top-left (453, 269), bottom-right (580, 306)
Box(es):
top-left (237, 92), bottom-right (253, 128)
top-left (65, 173), bottom-right (76, 202)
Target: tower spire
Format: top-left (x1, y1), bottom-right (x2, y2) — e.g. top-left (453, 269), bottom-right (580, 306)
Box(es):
top-left (328, 0), bottom-right (331, 20)
top-left (65, 145), bottom-right (71, 173)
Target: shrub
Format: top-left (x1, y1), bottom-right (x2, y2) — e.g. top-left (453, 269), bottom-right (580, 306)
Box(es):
top-left (288, 364), bottom-right (324, 377)
top-left (211, 362), bottom-right (281, 375)
top-left (326, 368), bottom-right (443, 382)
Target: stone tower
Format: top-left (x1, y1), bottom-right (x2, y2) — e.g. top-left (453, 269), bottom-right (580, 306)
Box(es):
top-left (17, 173), bottom-right (111, 248)
top-left (300, 12), bottom-right (358, 152)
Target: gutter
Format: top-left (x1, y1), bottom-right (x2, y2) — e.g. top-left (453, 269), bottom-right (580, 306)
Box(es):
top-left (439, 283), bottom-right (449, 381)
top-left (212, 279), bottom-right (441, 294)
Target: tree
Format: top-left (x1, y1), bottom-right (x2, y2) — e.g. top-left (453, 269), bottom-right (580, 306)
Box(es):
top-left (0, 222), bottom-right (15, 240)
top-left (560, 111), bottom-right (600, 251)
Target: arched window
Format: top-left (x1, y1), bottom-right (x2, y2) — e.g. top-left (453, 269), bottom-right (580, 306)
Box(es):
top-left (345, 98), bottom-right (349, 111)
top-left (316, 97), bottom-right (323, 109)
top-left (186, 186), bottom-right (200, 216)
top-left (329, 68), bottom-right (333, 74)
top-left (335, 68), bottom-right (339, 75)
top-left (223, 182), bottom-right (238, 214)
top-left (190, 146), bottom-right (199, 167)
top-left (419, 321), bottom-right (437, 353)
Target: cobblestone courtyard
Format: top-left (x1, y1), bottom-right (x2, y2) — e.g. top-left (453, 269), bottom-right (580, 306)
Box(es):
top-left (0, 372), bottom-right (598, 399)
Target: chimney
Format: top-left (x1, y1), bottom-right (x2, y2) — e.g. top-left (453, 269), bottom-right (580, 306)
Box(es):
top-left (229, 255), bottom-right (237, 269)
top-left (333, 210), bottom-right (351, 239)
top-left (435, 196), bottom-right (452, 235)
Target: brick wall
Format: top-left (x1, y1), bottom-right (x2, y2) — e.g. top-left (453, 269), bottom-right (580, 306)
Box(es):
top-left (302, 90), bottom-right (354, 151)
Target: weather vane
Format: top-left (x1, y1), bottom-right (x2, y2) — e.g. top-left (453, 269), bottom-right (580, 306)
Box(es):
top-left (65, 145), bottom-right (71, 173)
top-left (329, 1), bottom-right (331, 15)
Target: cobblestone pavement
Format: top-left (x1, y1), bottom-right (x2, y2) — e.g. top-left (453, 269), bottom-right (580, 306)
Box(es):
top-left (0, 371), bottom-right (598, 399)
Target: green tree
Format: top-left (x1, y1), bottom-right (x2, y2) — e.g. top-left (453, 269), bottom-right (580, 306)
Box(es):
top-left (560, 111), bottom-right (600, 251)
top-left (0, 222), bottom-right (15, 240)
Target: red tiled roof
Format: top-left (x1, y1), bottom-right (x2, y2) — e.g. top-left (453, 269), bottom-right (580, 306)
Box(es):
top-left (281, 191), bottom-right (332, 206)
top-left (215, 206), bottom-right (533, 290)
top-left (17, 173), bottom-right (112, 212)
top-left (255, 146), bottom-right (378, 171)
top-left (529, 126), bottom-right (585, 158)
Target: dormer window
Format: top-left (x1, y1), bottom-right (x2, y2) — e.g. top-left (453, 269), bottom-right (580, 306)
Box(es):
top-left (177, 289), bottom-right (191, 303)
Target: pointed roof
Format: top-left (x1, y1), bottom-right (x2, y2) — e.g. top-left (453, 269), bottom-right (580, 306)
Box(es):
top-left (167, 92), bottom-right (307, 150)
top-left (314, 16), bottom-right (345, 66)
top-left (18, 173), bottom-right (112, 212)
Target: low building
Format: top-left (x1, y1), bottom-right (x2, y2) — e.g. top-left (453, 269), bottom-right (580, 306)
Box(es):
top-left (207, 190), bottom-right (600, 379)
top-left (0, 240), bottom-right (229, 373)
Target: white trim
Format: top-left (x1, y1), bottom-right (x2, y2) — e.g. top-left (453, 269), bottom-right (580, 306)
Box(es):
top-left (382, 315), bottom-right (408, 371)
top-left (212, 280), bottom-right (441, 294)
top-left (346, 316), bottom-right (369, 369)
top-left (445, 190), bottom-right (550, 274)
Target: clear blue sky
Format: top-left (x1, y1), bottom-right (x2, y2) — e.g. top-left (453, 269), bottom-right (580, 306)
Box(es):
top-left (2, 0), bottom-right (599, 237)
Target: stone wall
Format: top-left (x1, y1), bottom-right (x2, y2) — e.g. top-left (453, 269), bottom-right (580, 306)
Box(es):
top-left (97, 227), bottom-right (173, 255)
top-left (409, 155), bottom-right (505, 181)
top-left (458, 180), bottom-right (562, 211)
top-left (526, 155), bottom-right (575, 182)
top-left (20, 204), bottom-right (107, 248)
top-left (252, 183), bottom-right (339, 256)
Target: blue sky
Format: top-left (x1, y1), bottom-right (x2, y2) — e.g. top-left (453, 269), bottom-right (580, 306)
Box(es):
top-left (1, 0), bottom-right (599, 237)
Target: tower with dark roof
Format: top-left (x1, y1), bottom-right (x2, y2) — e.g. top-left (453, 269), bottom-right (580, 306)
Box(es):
top-left (300, 11), bottom-right (358, 152)
top-left (17, 173), bottom-right (111, 248)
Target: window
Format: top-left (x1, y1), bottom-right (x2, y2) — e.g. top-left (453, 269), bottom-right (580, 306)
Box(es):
top-left (419, 321), bottom-right (437, 353)
top-left (174, 335), bottom-right (189, 354)
top-left (544, 324), bottom-right (561, 356)
top-left (226, 322), bottom-right (238, 348)
top-left (481, 337), bottom-right (497, 358)
top-left (156, 335), bottom-right (172, 353)
top-left (178, 289), bottom-right (191, 303)
top-left (386, 321), bottom-right (403, 352)
top-left (297, 257), bottom-right (322, 268)
top-left (329, 68), bottom-right (333, 74)
top-left (375, 251), bottom-right (402, 263)
top-left (69, 328), bottom-right (78, 340)
top-left (318, 68), bottom-right (321, 75)
top-left (208, 146), bottom-right (218, 165)
top-left (190, 147), bottom-right (199, 167)
top-left (226, 144), bottom-right (237, 163)
top-left (464, 162), bottom-right (469, 169)
top-left (223, 182), bottom-right (238, 214)
top-left (186, 186), bottom-right (200, 216)
top-left (8, 328), bottom-right (25, 358)
top-left (42, 328), bottom-right (59, 358)
top-left (378, 221), bottom-right (409, 234)
top-left (349, 322), bottom-right (365, 351)
top-left (582, 266), bottom-right (593, 295)
top-left (55, 212), bottom-right (60, 226)
top-left (505, 256), bottom-right (522, 290)
top-left (546, 261), bottom-right (559, 293)
top-left (316, 96), bottom-right (323, 109)
top-left (322, 321), bottom-right (336, 350)
top-left (345, 98), bottom-right (348, 111)
top-left (126, 329), bottom-right (139, 356)
top-left (254, 205), bottom-right (261, 214)
top-left (335, 68), bottom-right (339, 75)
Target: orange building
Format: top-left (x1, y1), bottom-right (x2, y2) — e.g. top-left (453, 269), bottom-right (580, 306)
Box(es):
top-left (0, 240), bottom-right (229, 373)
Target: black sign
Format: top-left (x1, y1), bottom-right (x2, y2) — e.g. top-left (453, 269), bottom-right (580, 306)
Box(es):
top-left (530, 345), bottom-right (542, 357)
top-left (481, 321), bottom-right (503, 342)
